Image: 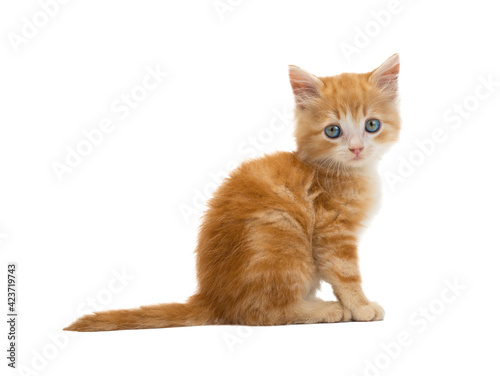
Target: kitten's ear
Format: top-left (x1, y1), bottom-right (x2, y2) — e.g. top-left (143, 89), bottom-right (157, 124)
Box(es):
top-left (369, 53), bottom-right (399, 96)
top-left (288, 65), bottom-right (323, 109)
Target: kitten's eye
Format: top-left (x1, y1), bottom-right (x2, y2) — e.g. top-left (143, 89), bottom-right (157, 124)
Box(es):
top-left (324, 124), bottom-right (342, 139)
top-left (365, 119), bottom-right (381, 133)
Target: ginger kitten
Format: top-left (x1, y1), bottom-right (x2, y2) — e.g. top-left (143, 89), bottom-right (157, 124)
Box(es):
top-left (65, 54), bottom-right (401, 331)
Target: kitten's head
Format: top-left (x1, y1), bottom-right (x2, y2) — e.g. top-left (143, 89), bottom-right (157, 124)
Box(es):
top-left (289, 54), bottom-right (401, 170)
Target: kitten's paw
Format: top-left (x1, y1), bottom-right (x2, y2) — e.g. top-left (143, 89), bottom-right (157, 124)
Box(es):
top-left (325, 302), bottom-right (352, 323)
top-left (339, 303), bottom-right (352, 322)
top-left (351, 302), bottom-right (385, 322)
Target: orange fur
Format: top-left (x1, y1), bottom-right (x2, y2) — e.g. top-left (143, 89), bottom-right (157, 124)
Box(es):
top-left (64, 54), bottom-right (401, 332)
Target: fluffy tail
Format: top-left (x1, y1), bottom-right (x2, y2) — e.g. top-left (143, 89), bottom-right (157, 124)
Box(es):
top-left (64, 299), bottom-right (211, 332)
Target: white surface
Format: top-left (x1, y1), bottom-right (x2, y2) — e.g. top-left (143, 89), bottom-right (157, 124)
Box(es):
top-left (1, 1), bottom-right (499, 375)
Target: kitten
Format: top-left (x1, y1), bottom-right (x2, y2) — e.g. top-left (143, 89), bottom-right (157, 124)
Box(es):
top-left (65, 54), bottom-right (401, 331)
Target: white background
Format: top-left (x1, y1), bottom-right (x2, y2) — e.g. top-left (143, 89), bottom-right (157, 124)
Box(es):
top-left (1, 0), bottom-right (499, 375)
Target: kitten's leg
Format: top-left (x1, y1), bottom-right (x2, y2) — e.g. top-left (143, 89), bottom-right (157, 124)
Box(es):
top-left (233, 210), bottom-right (353, 326)
top-left (316, 237), bottom-right (384, 321)
top-left (289, 300), bottom-right (352, 324)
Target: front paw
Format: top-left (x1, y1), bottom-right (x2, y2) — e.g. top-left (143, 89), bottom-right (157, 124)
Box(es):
top-left (351, 302), bottom-right (385, 322)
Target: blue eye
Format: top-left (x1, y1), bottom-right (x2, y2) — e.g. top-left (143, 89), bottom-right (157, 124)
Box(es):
top-left (365, 119), bottom-right (381, 133)
top-left (325, 124), bottom-right (342, 139)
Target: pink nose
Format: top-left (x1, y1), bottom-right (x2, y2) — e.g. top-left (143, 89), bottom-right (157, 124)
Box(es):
top-left (349, 147), bottom-right (364, 156)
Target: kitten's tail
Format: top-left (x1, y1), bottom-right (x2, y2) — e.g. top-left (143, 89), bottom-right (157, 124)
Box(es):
top-left (63, 296), bottom-right (211, 332)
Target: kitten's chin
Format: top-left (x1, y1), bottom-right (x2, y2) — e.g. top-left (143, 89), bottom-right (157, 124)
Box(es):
top-left (345, 155), bottom-right (378, 169)
top-left (346, 160), bottom-right (368, 169)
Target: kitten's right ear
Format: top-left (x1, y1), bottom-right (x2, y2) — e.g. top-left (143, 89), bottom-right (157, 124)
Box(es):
top-left (288, 65), bottom-right (323, 109)
top-left (369, 53), bottom-right (400, 96)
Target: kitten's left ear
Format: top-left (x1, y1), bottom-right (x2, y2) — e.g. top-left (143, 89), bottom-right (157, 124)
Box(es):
top-left (288, 65), bottom-right (324, 109)
top-left (369, 53), bottom-right (399, 95)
